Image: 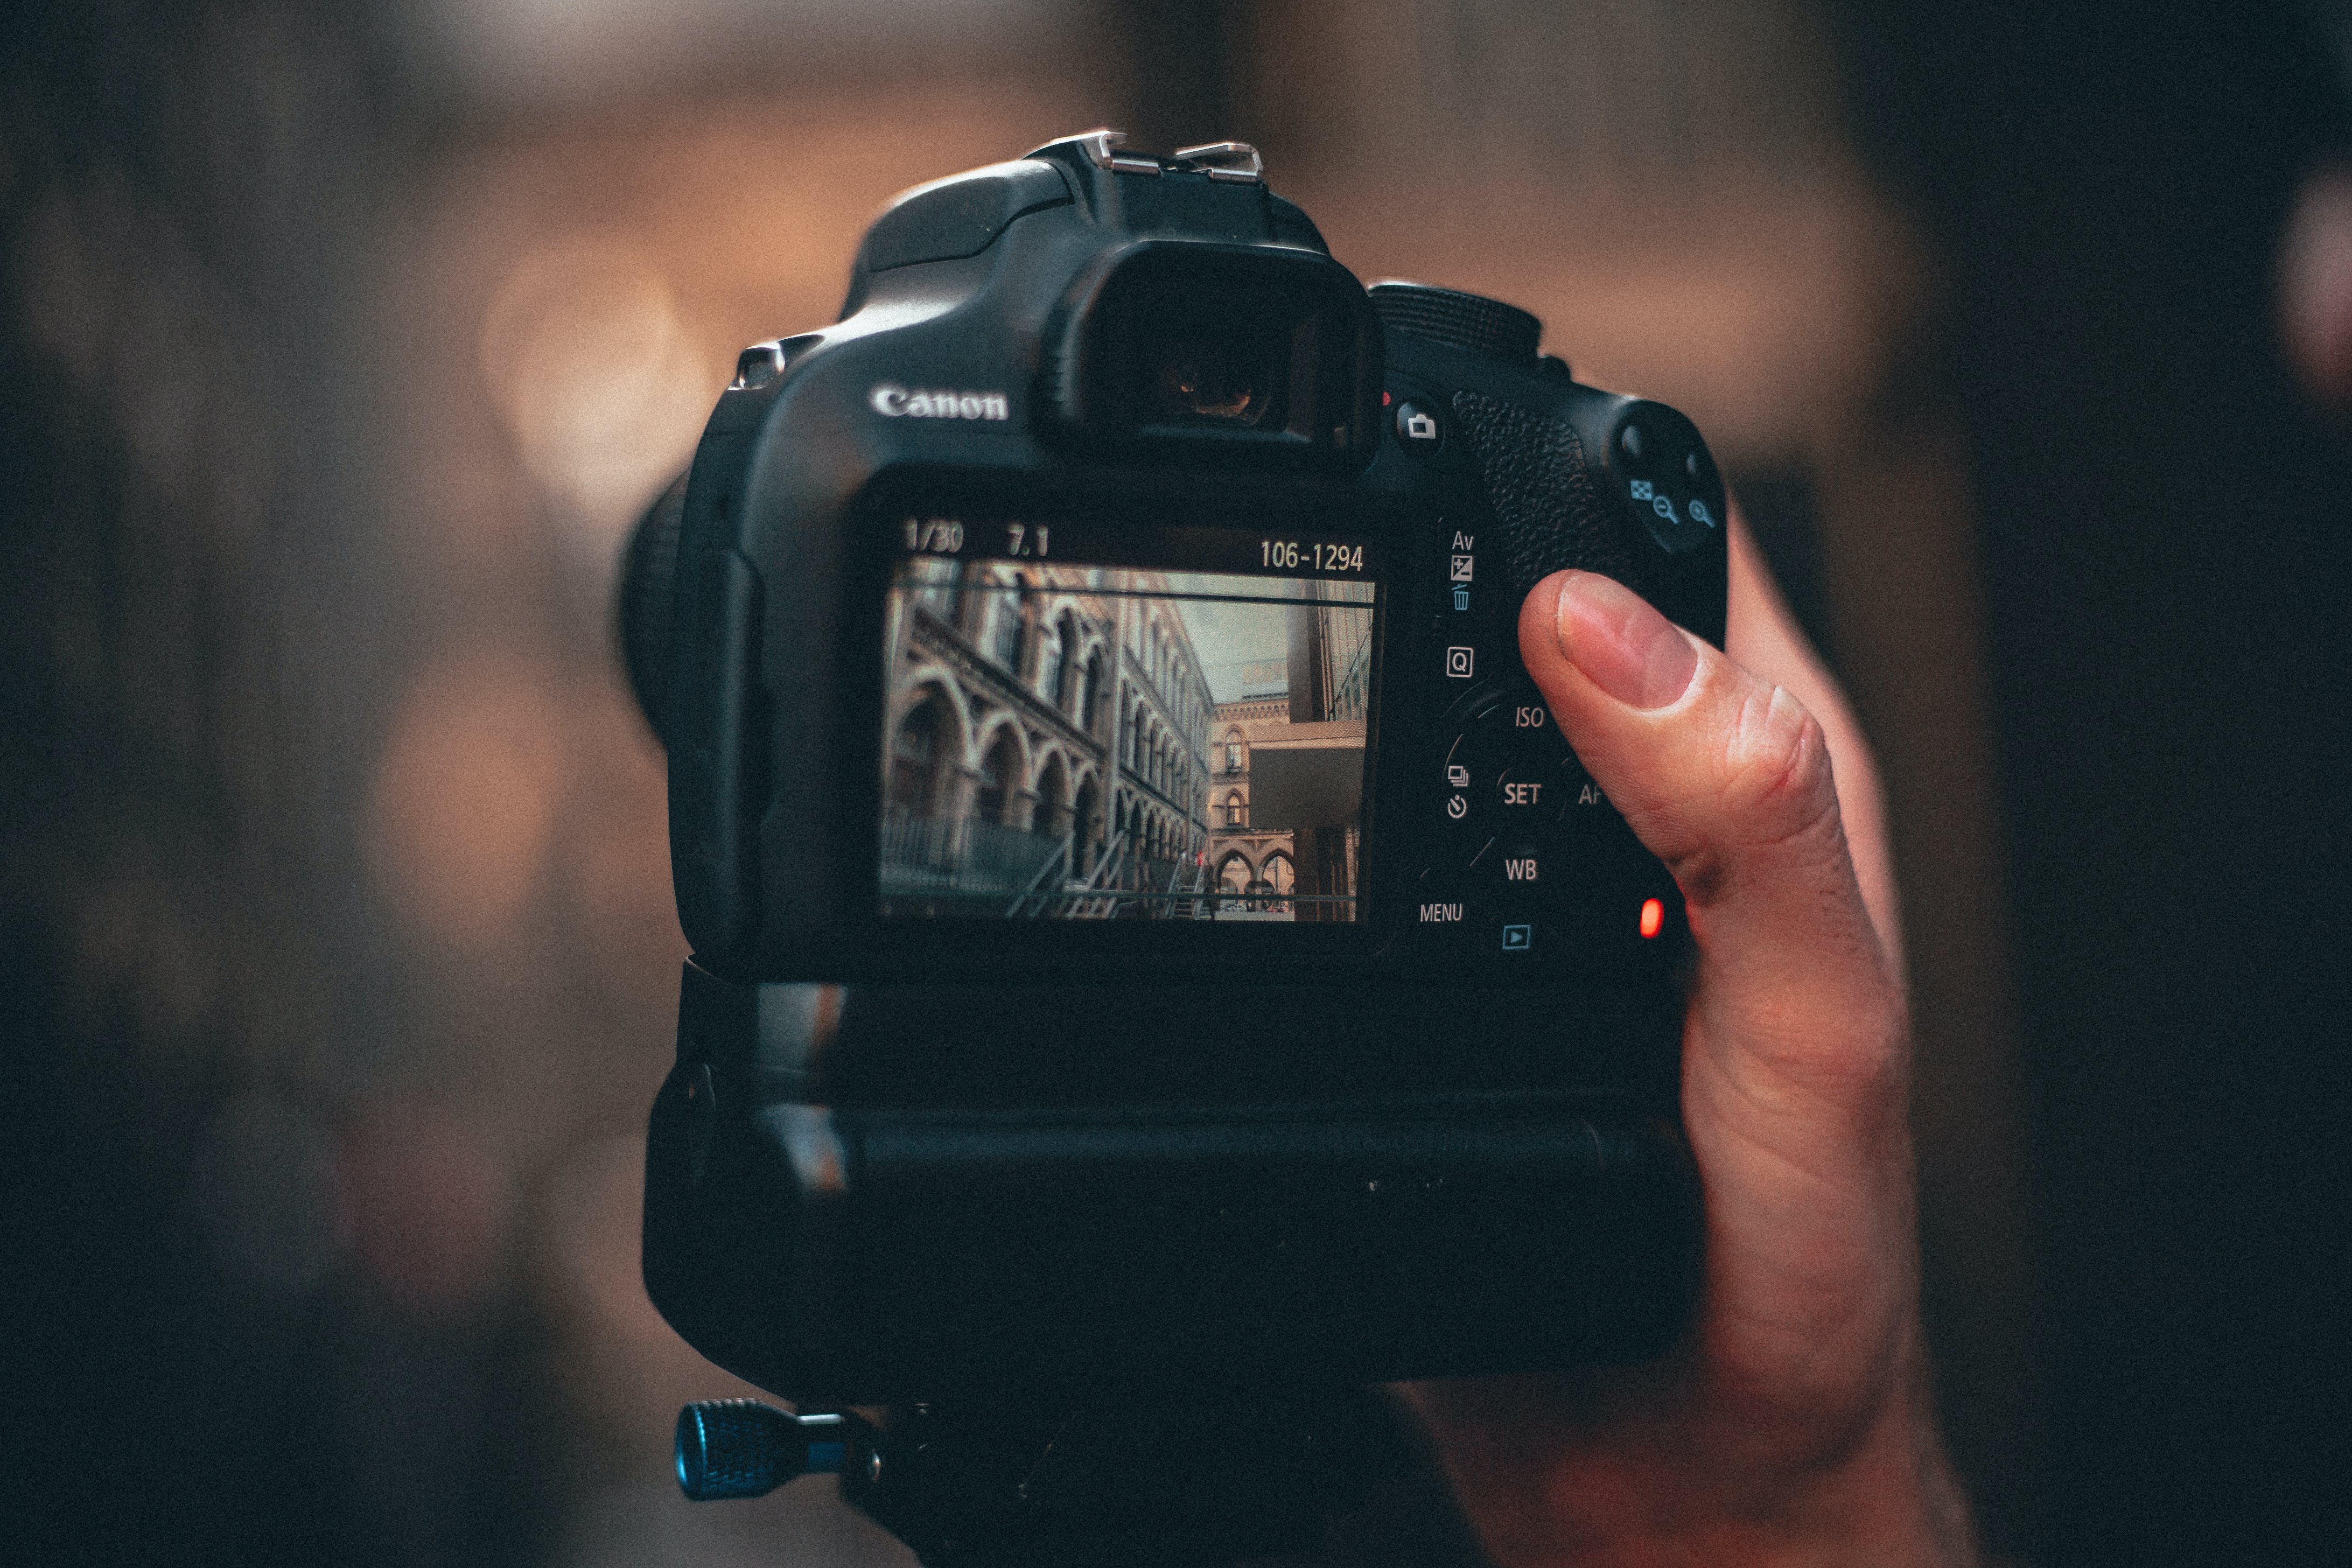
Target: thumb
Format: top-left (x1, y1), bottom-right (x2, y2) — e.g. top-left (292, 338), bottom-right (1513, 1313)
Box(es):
top-left (1518, 570), bottom-right (1905, 1150)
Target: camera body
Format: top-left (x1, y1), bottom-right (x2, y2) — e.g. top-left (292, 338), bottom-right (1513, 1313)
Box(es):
top-left (632, 132), bottom-right (1727, 1408)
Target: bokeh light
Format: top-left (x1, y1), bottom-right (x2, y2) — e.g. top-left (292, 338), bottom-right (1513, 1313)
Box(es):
top-left (368, 649), bottom-right (571, 954)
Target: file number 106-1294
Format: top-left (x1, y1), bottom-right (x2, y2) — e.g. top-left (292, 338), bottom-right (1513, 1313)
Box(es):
top-left (1261, 540), bottom-right (1365, 572)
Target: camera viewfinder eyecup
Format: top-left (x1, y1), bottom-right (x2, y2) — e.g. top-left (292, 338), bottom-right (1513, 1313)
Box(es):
top-left (1051, 243), bottom-right (1382, 462)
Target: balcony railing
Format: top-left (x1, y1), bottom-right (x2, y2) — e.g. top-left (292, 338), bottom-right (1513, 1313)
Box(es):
top-left (879, 813), bottom-right (1062, 898)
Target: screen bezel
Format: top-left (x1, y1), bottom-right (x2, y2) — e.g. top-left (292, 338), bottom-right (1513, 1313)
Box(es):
top-left (831, 469), bottom-right (1404, 970)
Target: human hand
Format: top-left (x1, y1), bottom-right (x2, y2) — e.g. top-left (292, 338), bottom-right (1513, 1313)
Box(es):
top-left (1405, 535), bottom-right (1976, 1566)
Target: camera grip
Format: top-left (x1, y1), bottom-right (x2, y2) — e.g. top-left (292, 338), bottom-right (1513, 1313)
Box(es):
top-left (1449, 389), bottom-right (1645, 615)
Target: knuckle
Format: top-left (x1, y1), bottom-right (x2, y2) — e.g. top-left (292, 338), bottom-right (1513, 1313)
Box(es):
top-left (1809, 989), bottom-right (1913, 1129)
top-left (1833, 994), bottom-right (1913, 1119)
top-left (1719, 684), bottom-right (1841, 856)
top-left (1660, 683), bottom-right (1843, 909)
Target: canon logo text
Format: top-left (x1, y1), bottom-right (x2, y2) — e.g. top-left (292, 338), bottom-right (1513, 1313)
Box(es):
top-left (869, 383), bottom-right (1010, 421)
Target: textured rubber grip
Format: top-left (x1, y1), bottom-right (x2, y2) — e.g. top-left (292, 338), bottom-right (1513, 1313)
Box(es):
top-left (1448, 390), bottom-right (1641, 615)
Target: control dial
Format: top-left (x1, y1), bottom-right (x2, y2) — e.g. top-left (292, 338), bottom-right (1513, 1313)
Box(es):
top-left (1368, 283), bottom-right (1543, 362)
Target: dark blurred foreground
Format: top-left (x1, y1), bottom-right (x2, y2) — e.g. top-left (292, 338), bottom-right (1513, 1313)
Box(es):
top-left (5, 3), bottom-right (2349, 1565)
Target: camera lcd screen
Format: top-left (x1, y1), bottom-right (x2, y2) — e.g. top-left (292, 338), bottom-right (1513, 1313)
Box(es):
top-left (879, 517), bottom-right (1377, 922)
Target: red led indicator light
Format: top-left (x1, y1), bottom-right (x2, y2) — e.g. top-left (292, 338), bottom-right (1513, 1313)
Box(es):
top-left (1639, 897), bottom-right (1665, 939)
top-left (1381, 390), bottom-right (1393, 406)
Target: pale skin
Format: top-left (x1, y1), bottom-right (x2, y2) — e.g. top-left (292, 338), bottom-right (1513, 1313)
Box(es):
top-left (1408, 514), bottom-right (1979, 1566)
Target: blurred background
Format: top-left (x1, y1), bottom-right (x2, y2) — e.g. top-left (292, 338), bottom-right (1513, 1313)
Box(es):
top-left (4, 2), bottom-right (2347, 1565)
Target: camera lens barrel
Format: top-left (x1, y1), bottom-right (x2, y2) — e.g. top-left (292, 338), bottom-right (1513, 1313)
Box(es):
top-left (615, 470), bottom-right (688, 747)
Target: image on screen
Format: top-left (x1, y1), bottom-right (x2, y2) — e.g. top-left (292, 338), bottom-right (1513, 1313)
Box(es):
top-left (880, 554), bottom-right (1375, 921)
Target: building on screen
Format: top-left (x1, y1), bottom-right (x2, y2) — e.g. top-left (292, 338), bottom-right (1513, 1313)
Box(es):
top-left (1201, 592), bottom-right (1373, 921)
top-left (880, 557), bottom-right (1214, 916)
top-left (1206, 689), bottom-right (1297, 912)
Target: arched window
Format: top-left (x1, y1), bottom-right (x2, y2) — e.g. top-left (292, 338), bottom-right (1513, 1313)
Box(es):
top-left (1256, 851), bottom-right (1295, 913)
top-left (1072, 777), bottom-right (1101, 873)
top-left (1036, 612), bottom-right (1065, 704)
top-left (888, 695), bottom-right (949, 820)
top-left (1225, 790), bottom-right (1246, 828)
top-left (1036, 755), bottom-right (1071, 842)
top-left (988, 585), bottom-right (1024, 671)
top-left (1223, 729), bottom-right (1244, 773)
top-left (915, 565), bottom-right (954, 621)
top-left (1081, 650), bottom-right (1104, 732)
top-left (975, 730), bottom-right (1020, 825)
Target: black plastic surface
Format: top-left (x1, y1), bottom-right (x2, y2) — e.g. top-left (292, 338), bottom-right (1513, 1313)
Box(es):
top-left (1450, 388), bottom-right (1641, 612)
top-left (859, 158), bottom-right (1074, 273)
top-left (646, 976), bottom-right (1702, 1404)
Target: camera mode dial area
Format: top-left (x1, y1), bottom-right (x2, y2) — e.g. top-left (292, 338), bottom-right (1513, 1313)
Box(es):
top-left (1410, 684), bottom-right (1681, 964)
top-left (1367, 282), bottom-right (1543, 362)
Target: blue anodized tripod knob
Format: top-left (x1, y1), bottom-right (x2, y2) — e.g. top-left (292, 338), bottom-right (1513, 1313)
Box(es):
top-left (675, 1399), bottom-right (848, 1500)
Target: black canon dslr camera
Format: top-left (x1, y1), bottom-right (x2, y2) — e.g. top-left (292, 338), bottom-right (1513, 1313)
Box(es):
top-left (619, 131), bottom-right (1728, 1564)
